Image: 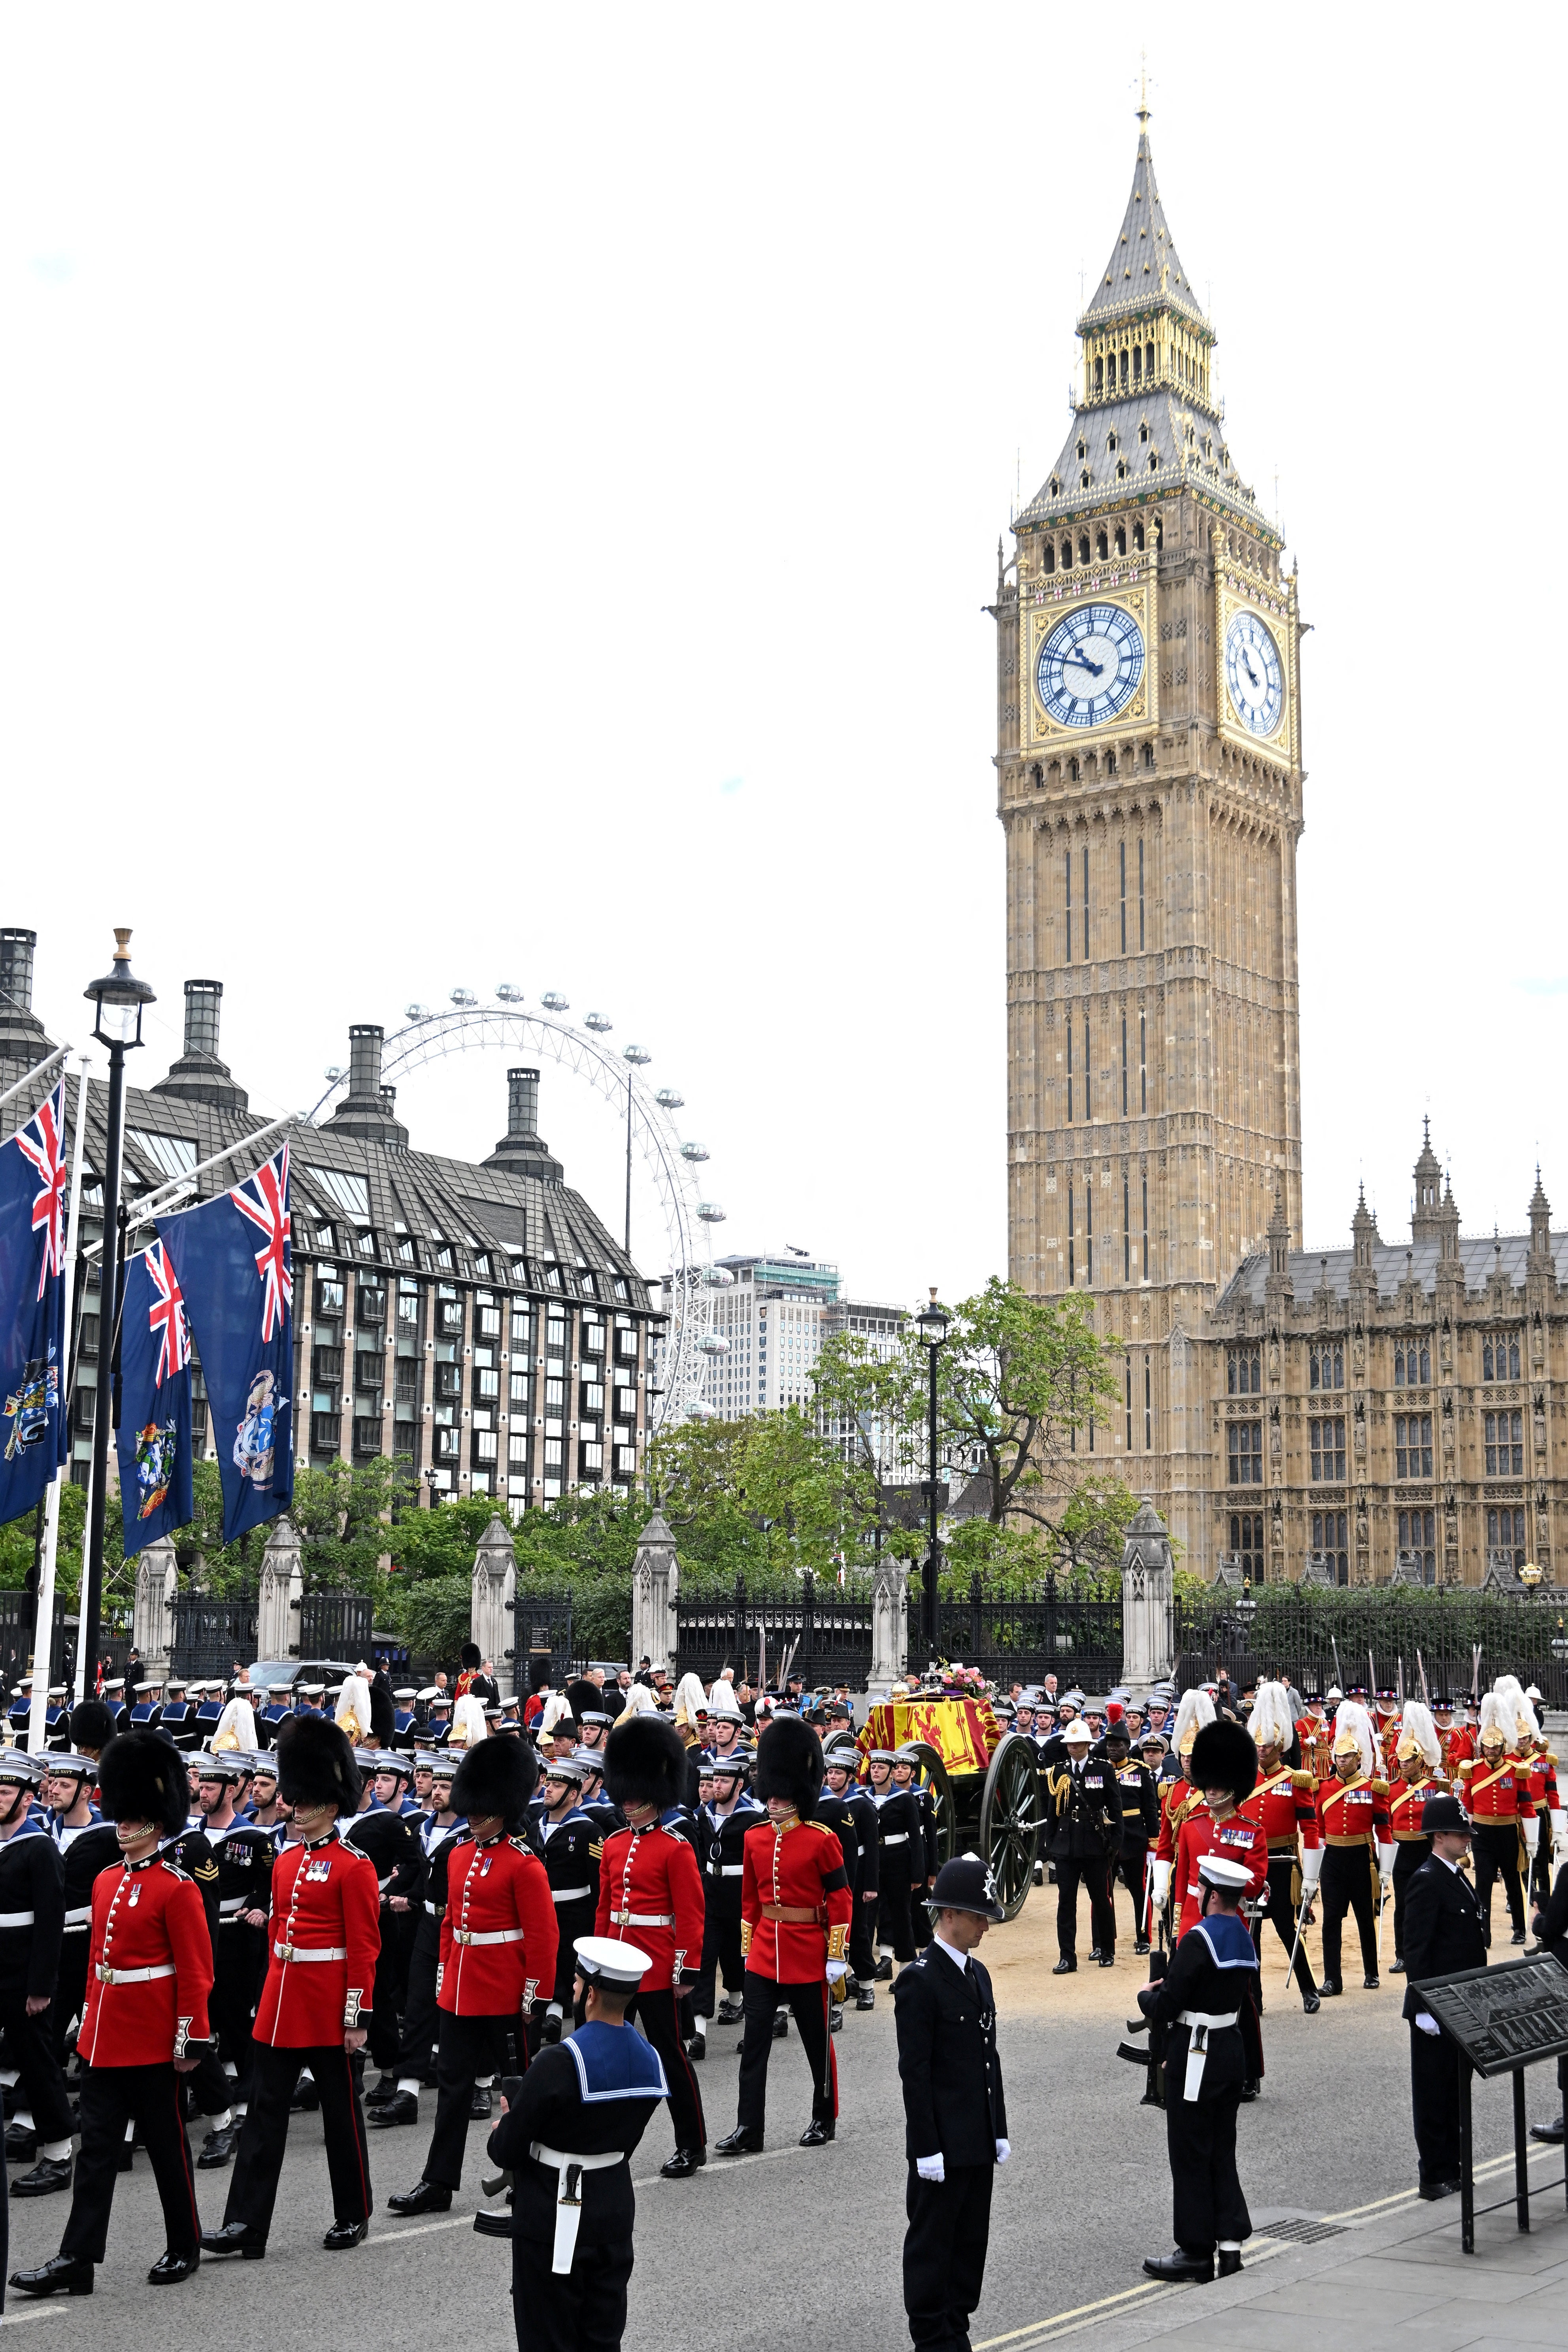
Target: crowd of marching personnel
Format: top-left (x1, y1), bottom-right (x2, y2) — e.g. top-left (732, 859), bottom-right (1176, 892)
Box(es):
top-left (0, 1644), bottom-right (1560, 2313)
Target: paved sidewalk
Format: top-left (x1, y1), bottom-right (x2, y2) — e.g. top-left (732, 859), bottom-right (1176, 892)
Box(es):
top-left (975, 2135), bottom-right (1568, 2352)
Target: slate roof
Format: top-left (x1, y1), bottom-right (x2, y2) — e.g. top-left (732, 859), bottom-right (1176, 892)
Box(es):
top-left (1217, 1232), bottom-right (1565, 1315)
top-left (1016, 387), bottom-right (1273, 537)
top-left (1080, 122), bottom-right (1206, 334)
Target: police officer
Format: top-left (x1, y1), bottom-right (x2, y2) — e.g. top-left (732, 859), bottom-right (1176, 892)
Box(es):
top-left (1042, 1715), bottom-right (1122, 1971)
top-left (892, 1856), bottom-right (1009, 2352)
top-left (1138, 1853), bottom-right (1259, 2282)
top-left (1402, 1793), bottom-right (1487, 2199)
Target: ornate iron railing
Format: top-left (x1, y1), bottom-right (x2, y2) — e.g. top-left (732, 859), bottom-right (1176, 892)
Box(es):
top-left (676, 1573), bottom-right (872, 1687)
top-left (925, 1575), bottom-right (1123, 1689)
top-left (1175, 1586), bottom-right (1568, 1706)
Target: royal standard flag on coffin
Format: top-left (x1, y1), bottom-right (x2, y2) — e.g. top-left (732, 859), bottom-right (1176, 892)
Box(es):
top-left (115, 1237), bottom-right (194, 1556)
top-left (157, 1139), bottom-right (293, 1543)
top-left (0, 1082), bottom-right (70, 1523)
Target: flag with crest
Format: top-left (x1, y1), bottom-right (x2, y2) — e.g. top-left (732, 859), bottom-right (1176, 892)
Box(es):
top-left (0, 1082), bottom-right (70, 1524)
top-left (115, 1237), bottom-right (194, 1555)
top-left (157, 1138), bottom-right (293, 1542)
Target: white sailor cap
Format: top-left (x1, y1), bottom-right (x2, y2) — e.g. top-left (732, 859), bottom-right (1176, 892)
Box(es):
top-left (299, 1684), bottom-right (326, 1698)
top-left (542, 1755), bottom-right (585, 1784)
top-left (866, 1747), bottom-right (898, 1765)
top-left (47, 1685), bottom-right (66, 1700)
top-left (247, 1753), bottom-right (278, 1778)
top-left (394, 1689), bottom-right (417, 1702)
top-left (573, 1935), bottom-right (651, 1992)
top-left (48, 1752), bottom-right (96, 1781)
top-left (373, 1750), bottom-right (413, 1776)
top-left (195, 1748), bottom-right (243, 1781)
top-left (709, 1752), bottom-right (748, 1779)
top-left (133, 1681), bottom-right (162, 1694)
top-left (103, 1677), bottom-right (126, 1692)
top-left (429, 1752), bottom-right (459, 1781)
top-left (412, 1751), bottom-right (443, 1773)
top-left (0, 1749), bottom-right (40, 1786)
top-left (1197, 1854), bottom-right (1254, 1892)
top-left (415, 1687), bottom-right (440, 1704)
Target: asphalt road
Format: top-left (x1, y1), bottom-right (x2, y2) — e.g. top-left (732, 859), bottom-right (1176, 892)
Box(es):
top-left (5, 1884), bottom-right (1556, 2351)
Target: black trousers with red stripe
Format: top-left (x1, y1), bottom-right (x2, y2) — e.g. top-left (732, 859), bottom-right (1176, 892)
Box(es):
top-left (736, 1971), bottom-right (836, 2135)
top-left (625, 1986), bottom-right (705, 2152)
top-left (223, 2042), bottom-right (372, 2242)
top-left (60, 2060), bottom-right (202, 2263)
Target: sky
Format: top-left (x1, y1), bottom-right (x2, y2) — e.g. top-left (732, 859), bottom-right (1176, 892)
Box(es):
top-left (3, 5), bottom-right (1564, 1310)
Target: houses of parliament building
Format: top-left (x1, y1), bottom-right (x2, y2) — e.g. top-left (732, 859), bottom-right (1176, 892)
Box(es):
top-left (994, 110), bottom-right (1559, 1590)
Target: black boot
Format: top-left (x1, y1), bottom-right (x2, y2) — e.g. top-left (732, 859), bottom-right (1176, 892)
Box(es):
top-left (388, 2180), bottom-right (453, 2216)
top-left (147, 2250), bottom-right (201, 2285)
top-left (660, 2145), bottom-right (706, 2178)
top-left (8, 2256), bottom-right (94, 2297)
top-left (198, 2123), bottom-right (243, 2169)
top-left (1216, 2248), bottom-right (1243, 2278)
top-left (714, 2126), bottom-right (763, 2156)
top-left (322, 2219), bottom-right (369, 2251)
top-left (855, 1986), bottom-right (875, 2012)
top-left (799, 2118), bottom-right (834, 2147)
top-left (1142, 2248), bottom-right (1213, 2283)
top-left (366, 2090), bottom-right (420, 2129)
top-left (12, 2156), bottom-right (73, 2197)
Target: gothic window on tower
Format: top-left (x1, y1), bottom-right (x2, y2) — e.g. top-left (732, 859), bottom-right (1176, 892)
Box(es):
top-left (1227, 1421), bottom-right (1263, 1485)
top-left (1121, 1012), bottom-right (1128, 1113)
top-left (1043, 542), bottom-right (1056, 575)
top-left (1134, 521), bottom-right (1145, 551)
top-left (1138, 838), bottom-right (1145, 945)
top-left (1082, 1012), bottom-right (1091, 1117)
top-left (1123, 1170), bottom-right (1131, 1277)
top-left (1484, 1409), bottom-right (1524, 1475)
top-left (1061, 538), bottom-right (1072, 569)
top-left (1125, 1360), bottom-right (1132, 1449)
top-left (1139, 1009), bottom-right (1147, 1109)
top-left (1399, 1508), bottom-right (1436, 1585)
top-left (1309, 1344), bottom-right (1343, 1391)
top-left (1107, 432), bottom-right (1118, 453)
top-left (1079, 534), bottom-right (1091, 565)
top-left (1115, 524), bottom-right (1126, 554)
top-left (1081, 845), bottom-right (1090, 959)
top-left (1065, 1016), bottom-right (1073, 1121)
top-left (1396, 1414), bottom-right (1434, 1478)
top-left (1394, 1340), bottom-right (1431, 1386)
top-left (1482, 1335), bottom-right (1521, 1381)
top-left (1312, 1511), bottom-right (1349, 1586)
top-left (1309, 1416), bottom-right (1346, 1482)
top-left (1141, 1173), bottom-right (1149, 1280)
top-left (1067, 1184), bottom-right (1074, 1286)
top-left (1487, 1505), bottom-right (1526, 1567)
top-left (1096, 530), bottom-right (1108, 560)
top-left (1143, 1355), bottom-right (1152, 1448)
top-left (1085, 1179), bottom-right (1094, 1284)
top-left (1230, 1513), bottom-right (1264, 1581)
top-left (1227, 1345), bottom-right (1260, 1396)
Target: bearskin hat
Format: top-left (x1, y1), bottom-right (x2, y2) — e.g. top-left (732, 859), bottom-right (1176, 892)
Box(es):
top-left (1189, 1717), bottom-right (1258, 1805)
top-left (460, 1642), bottom-right (482, 1671)
top-left (97, 1731), bottom-right (189, 1838)
top-left (752, 1714), bottom-right (824, 1821)
top-left (451, 1734), bottom-right (538, 1828)
top-left (603, 1712), bottom-right (686, 1813)
top-left (275, 1712), bottom-right (362, 1812)
top-left (565, 1676), bottom-right (603, 1723)
top-left (70, 1699), bottom-right (116, 1754)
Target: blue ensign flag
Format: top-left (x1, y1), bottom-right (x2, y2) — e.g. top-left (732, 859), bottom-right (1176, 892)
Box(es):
top-left (115, 1238), bottom-right (194, 1556)
top-left (0, 1082), bottom-right (70, 1524)
top-left (158, 1139), bottom-right (293, 1543)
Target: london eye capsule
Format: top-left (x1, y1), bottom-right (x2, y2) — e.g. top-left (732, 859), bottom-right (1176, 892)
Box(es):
top-left (585, 1011), bottom-right (613, 1032)
top-left (697, 1201), bottom-right (726, 1224)
top-left (541, 990), bottom-right (570, 1012)
top-left (656, 1087), bottom-right (685, 1109)
top-left (623, 1043), bottom-right (652, 1065)
top-left (450, 987), bottom-right (478, 1007)
top-left (495, 981), bottom-right (525, 1003)
top-left (680, 1141), bottom-right (709, 1162)
top-left (404, 1003), bottom-right (432, 1023)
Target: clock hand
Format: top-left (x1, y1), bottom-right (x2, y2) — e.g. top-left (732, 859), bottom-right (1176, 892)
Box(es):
top-left (1065, 651), bottom-right (1105, 679)
top-left (1240, 652), bottom-right (1261, 689)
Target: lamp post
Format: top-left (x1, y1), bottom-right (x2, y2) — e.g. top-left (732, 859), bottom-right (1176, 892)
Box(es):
top-left (916, 1288), bottom-right (949, 1656)
top-left (81, 930), bottom-right (155, 1688)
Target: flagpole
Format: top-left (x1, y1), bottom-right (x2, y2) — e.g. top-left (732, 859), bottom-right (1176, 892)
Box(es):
top-left (0, 1041), bottom-right (69, 1115)
top-left (32, 1057), bottom-right (91, 1749)
top-left (79, 1109), bottom-right (296, 1258)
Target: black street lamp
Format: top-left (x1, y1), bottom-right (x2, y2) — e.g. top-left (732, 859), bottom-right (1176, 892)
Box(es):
top-left (81, 930), bottom-right (155, 1686)
top-left (916, 1288), bottom-right (949, 1654)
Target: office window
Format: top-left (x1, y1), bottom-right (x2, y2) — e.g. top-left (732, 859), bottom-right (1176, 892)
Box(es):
top-left (1309, 1344), bottom-right (1343, 1391)
top-left (1394, 1341), bottom-right (1431, 1387)
top-left (1309, 1416), bottom-right (1346, 1481)
top-left (1227, 1421), bottom-right (1263, 1484)
top-left (1482, 1335), bottom-right (1521, 1382)
top-left (1396, 1413), bottom-right (1434, 1478)
top-left (1484, 1409), bottom-right (1524, 1475)
top-left (1125, 1359), bottom-right (1132, 1449)
top-left (1312, 1509), bottom-right (1349, 1585)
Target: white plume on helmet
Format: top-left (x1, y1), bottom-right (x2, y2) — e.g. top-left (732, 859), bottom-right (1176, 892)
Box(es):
top-left (334, 1677), bottom-right (374, 1741)
top-left (449, 1694), bottom-right (489, 1748)
top-left (673, 1673), bottom-right (709, 1731)
top-left (1247, 1681), bottom-right (1294, 1752)
top-left (539, 1691), bottom-right (572, 1737)
top-left (1172, 1688), bottom-right (1216, 1756)
top-left (616, 1684), bottom-right (659, 1722)
top-left (1492, 1673), bottom-right (1537, 1744)
top-left (706, 1678), bottom-right (743, 1721)
top-left (212, 1696), bottom-right (257, 1752)
top-left (1395, 1700), bottom-right (1440, 1771)
top-left (1478, 1691), bottom-right (1512, 1745)
top-left (1331, 1699), bottom-right (1376, 1778)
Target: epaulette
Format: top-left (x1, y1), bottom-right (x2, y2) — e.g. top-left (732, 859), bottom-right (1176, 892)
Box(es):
top-left (158, 1858), bottom-right (193, 1884)
top-left (1370, 1778), bottom-right (1390, 1796)
top-left (806, 1820), bottom-right (835, 1835)
top-left (1291, 1770), bottom-right (1315, 1789)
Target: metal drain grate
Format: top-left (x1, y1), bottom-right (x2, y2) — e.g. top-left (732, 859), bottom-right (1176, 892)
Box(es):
top-left (1259, 2219), bottom-right (1348, 2246)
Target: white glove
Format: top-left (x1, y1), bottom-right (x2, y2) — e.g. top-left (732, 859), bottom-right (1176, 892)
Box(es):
top-left (1377, 1841), bottom-right (1395, 1886)
top-left (1414, 2012), bottom-right (1441, 2037)
top-left (1523, 1815), bottom-right (1540, 1857)
top-left (1552, 1808), bottom-right (1567, 1861)
top-left (995, 2139), bottom-right (1011, 2164)
top-left (1300, 1847), bottom-right (1323, 1890)
top-left (915, 2154), bottom-right (945, 2183)
top-left (826, 1961), bottom-right (847, 1986)
top-left (1150, 1859), bottom-right (1172, 1912)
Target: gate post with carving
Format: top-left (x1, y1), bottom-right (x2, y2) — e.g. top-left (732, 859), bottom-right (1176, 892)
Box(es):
top-left (867, 1557), bottom-right (909, 1698)
top-left (471, 1514), bottom-right (517, 1698)
top-left (1121, 1499), bottom-right (1174, 1701)
top-left (132, 1537), bottom-right (177, 1673)
top-left (257, 1517), bottom-right (304, 1662)
top-left (631, 1512), bottom-right (679, 1670)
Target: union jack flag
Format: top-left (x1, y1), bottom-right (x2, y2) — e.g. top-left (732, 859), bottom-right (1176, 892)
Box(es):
top-left (228, 1140), bottom-right (292, 1342)
top-left (13, 1083), bottom-right (68, 1302)
top-left (143, 1238), bottom-right (191, 1385)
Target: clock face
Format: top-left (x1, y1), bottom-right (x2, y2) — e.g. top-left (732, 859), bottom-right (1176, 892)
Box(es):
top-left (1225, 610), bottom-right (1284, 737)
top-left (1035, 602), bottom-right (1145, 729)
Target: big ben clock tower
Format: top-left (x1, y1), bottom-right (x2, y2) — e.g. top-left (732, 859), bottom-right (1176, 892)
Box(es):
top-left (994, 107), bottom-right (1304, 1558)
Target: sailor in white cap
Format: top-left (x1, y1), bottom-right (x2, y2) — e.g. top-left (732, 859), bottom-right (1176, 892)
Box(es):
top-left (1137, 1852), bottom-right (1259, 2284)
top-left (481, 1936), bottom-right (669, 2352)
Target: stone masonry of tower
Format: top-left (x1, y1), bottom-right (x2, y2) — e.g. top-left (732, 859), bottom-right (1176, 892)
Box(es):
top-left (993, 112), bottom-right (1305, 1574)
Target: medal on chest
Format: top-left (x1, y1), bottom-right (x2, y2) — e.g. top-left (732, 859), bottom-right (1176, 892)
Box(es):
top-left (129, 1882), bottom-right (142, 1907)
top-left (481, 1853), bottom-right (493, 1877)
top-left (306, 1855), bottom-right (332, 1882)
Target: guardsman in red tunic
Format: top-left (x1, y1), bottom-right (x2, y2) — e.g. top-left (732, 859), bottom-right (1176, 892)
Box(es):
top-left (1149, 1692), bottom-right (1215, 1931)
top-left (1313, 1701), bottom-right (1392, 1994)
top-left (1170, 1720), bottom-right (1268, 1941)
top-left (1513, 1688), bottom-right (1563, 1905)
top-left (1374, 1690), bottom-right (1403, 1781)
top-left (1243, 1682), bottom-right (1321, 2010)
top-left (593, 1713), bottom-right (707, 2177)
top-left (1386, 1701), bottom-right (1444, 1973)
top-left (1457, 1690), bottom-right (1535, 1945)
top-left (715, 1717), bottom-right (854, 2157)
top-left (202, 1717), bottom-right (380, 2259)
top-left (1294, 1693), bottom-right (1334, 1782)
top-left (386, 1736), bottom-right (556, 2216)
top-left (10, 1732), bottom-right (212, 2297)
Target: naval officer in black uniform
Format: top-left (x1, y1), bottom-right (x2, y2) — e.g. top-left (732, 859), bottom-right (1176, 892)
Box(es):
top-left (892, 1855), bottom-right (1009, 2352)
top-left (1403, 1792), bottom-right (1488, 2199)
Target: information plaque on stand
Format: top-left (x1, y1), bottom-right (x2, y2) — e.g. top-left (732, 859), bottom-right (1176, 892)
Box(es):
top-left (1413, 1953), bottom-right (1568, 2252)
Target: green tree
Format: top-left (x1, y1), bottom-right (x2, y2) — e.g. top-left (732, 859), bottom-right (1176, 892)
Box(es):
top-left (645, 1407), bottom-right (877, 1584)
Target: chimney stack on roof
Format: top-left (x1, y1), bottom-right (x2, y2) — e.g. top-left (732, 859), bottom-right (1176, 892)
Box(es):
top-left (152, 976), bottom-right (249, 1114)
top-left (485, 1065), bottom-right (562, 1181)
top-left (0, 926), bottom-right (52, 1084)
top-left (326, 1022), bottom-right (409, 1146)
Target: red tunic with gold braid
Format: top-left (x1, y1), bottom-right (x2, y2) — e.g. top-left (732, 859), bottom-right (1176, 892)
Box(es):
top-left (1296, 1714), bottom-right (1335, 1781)
top-left (1171, 1807), bottom-right (1268, 1937)
top-left (253, 1827), bottom-right (381, 2046)
top-left (1388, 1773), bottom-right (1442, 1845)
top-left (1248, 1764), bottom-right (1321, 1859)
top-left (739, 1816), bottom-right (853, 1983)
top-left (1154, 1778), bottom-right (1205, 1866)
top-left (79, 1850), bottom-right (213, 2069)
top-left (1313, 1773), bottom-right (1391, 1852)
top-left (1442, 1724), bottom-right (1477, 1778)
top-left (1457, 1752), bottom-right (1534, 1828)
top-left (438, 1832), bottom-right (558, 2016)
top-left (593, 1822), bottom-right (705, 1992)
